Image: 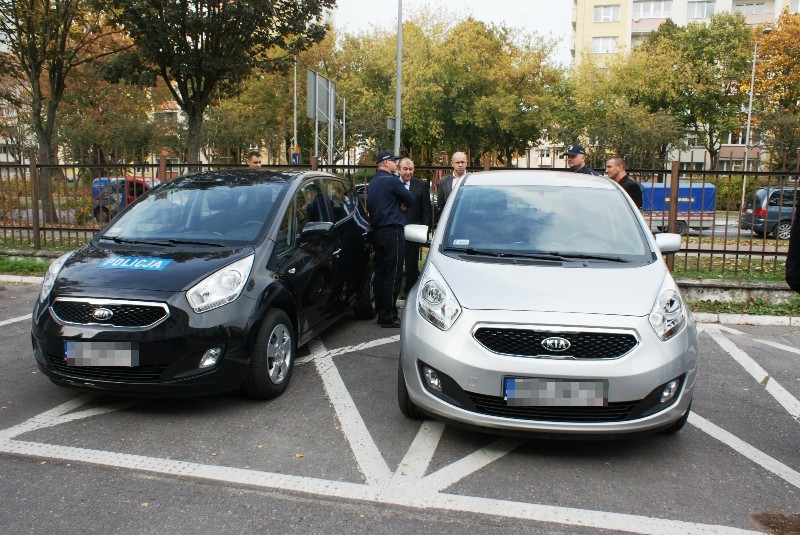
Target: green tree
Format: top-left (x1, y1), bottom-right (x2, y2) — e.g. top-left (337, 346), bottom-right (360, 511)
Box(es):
top-left (103, 0), bottom-right (333, 165)
top-left (624, 13), bottom-right (752, 169)
top-left (0, 0), bottom-right (124, 222)
top-left (754, 11), bottom-right (800, 171)
top-left (58, 62), bottom-right (159, 172)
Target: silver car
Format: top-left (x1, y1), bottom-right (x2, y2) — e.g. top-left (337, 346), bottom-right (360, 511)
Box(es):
top-left (398, 170), bottom-right (698, 437)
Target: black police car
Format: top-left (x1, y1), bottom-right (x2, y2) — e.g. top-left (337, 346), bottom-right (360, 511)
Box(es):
top-left (31, 170), bottom-right (375, 399)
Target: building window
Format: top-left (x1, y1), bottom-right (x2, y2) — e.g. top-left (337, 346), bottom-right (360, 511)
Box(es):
top-left (688, 1), bottom-right (715, 19)
top-left (733, 2), bottom-right (765, 14)
top-left (594, 5), bottom-right (621, 22)
top-left (592, 36), bottom-right (618, 54)
top-left (632, 0), bottom-right (672, 19)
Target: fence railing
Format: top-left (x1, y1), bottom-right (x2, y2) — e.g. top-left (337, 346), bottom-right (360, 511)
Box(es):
top-left (0, 159), bottom-right (796, 277)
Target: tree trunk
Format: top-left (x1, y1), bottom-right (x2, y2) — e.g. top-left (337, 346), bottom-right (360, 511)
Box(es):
top-left (186, 109), bottom-right (204, 169)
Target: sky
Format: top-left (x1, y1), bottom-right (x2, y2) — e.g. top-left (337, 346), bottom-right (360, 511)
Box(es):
top-left (332, 0), bottom-right (573, 66)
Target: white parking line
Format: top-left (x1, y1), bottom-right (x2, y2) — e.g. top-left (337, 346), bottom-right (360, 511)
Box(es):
top-left (0, 334), bottom-right (788, 535)
top-left (753, 338), bottom-right (800, 357)
top-left (703, 327), bottom-right (800, 421)
top-left (690, 413), bottom-right (800, 489)
top-left (0, 313), bottom-right (31, 327)
top-left (310, 339), bottom-right (393, 485)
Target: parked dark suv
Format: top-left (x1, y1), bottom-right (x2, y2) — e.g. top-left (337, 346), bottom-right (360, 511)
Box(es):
top-left (740, 185), bottom-right (799, 240)
top-left (32, 170), bottom-right (375, 399)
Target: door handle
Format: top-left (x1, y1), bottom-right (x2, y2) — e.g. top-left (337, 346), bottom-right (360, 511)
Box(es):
top-left (333, 249), bottom-right (341, 257)
top-left (288, 268), bottom-right (296, 274)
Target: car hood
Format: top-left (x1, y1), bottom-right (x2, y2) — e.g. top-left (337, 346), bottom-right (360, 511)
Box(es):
top-left (53, 243), bottom-right (255, 296)
top-left (430, 254), bottom-right (669, 317)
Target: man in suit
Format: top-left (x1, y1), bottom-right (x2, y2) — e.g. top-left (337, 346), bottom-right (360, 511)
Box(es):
top-left (398, 157), bottom-right (432, 296)
top-left (436, 151), bottom-right (468, 210)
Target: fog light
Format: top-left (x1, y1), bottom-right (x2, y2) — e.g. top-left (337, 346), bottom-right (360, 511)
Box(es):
top-left (423, 366), bottom-right (442, 392)
top-left (660, 379), bottom-right (680, 403)
top-left (199, 347), bottom-right (222, 369)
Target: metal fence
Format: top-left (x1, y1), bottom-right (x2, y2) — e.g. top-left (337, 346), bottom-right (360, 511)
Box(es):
top-left (0, 159), bottom-right (795, 277)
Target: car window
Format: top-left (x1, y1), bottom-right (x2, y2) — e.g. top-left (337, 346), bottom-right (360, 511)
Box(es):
top-left (768, 191), bottom-right (782, 206)
top-left (274, 198), bottom-right (295, 255)
top-left (297, 180), bottom-right (329, 225)
top-left (444, 185), bottom-right (650, 261)
top-left (779, 189), bottom-right (798, 208)
top-left (324, 178), bottom-right (357, 223)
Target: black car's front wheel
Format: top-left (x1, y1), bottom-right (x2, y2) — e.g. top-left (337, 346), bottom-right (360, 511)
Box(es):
top-left (241, 309), bottom-right (295, 399)
top-left (353, 268), bottom-right (376, 320)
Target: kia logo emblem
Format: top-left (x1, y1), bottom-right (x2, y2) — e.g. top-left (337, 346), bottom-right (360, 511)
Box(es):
top-left (541, 336), bottom-right (571, 352)
top-left (92, 308), bottom-right (114, 321)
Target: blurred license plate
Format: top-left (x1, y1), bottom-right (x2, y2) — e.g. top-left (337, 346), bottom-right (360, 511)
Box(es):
top-left (504, 377), bottom-right (607, 407)
top-left (64, 341), bottom-right (139, 367)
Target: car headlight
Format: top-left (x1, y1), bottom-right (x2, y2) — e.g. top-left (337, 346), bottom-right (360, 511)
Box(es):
top-left (649, 282), bottom-right (686, 341)
top-left (39, 252), bottom-right (72, 302)
top-left (416, 262), bottom-right (461, 330)
top-left (186, 255), bottom-right (254, 313)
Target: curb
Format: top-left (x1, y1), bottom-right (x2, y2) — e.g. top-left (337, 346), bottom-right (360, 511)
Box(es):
top-left (3, 275), bottom-right (798, 327)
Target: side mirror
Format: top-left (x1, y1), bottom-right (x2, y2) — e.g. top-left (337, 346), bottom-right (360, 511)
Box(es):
top-left (405, 224), bottom-right (430, 246)
top-left (655, 233), bottom-right (681, 254)
top-left (300, 221), bottom-right (334, 238)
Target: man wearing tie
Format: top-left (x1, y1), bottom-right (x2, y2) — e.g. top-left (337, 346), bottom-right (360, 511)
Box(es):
top-left (398, 157), bottom-right (432, 297)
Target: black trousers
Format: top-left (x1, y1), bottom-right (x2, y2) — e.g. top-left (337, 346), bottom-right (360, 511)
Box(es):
top-left (371, 226), bottom-right (405, 325)
top-left (404, 242), bottom-right (421, 295)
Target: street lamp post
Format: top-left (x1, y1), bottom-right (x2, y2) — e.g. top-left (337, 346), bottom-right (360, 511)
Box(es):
top-left (741, 27), bottom-right (772, 211)
top-left (394, 0), bottom-right (402, 156)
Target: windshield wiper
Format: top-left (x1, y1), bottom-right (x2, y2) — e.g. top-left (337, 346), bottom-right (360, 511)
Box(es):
top-left (166, 239), bottom-right (226, 248)
top-left (483, 251), bottom-right (629, 263)
top-left (442, 246), bottom-right (501, 257)
top-left (543, 252), bottom-right (628, 263)
top-left (99, 236), bottom-right (174, 247)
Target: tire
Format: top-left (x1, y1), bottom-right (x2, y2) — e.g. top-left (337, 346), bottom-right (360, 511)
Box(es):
top-left (397, 359), bottom-right (425, 419)
top-left (772, 221), bottom-right (792, 240)
top-left (94, 207), bottom-right (110, 224)
top-left (675, 221), bottom-right (689, 236)
top-left (241, 309), bottom-right (295, 399)
top-left (662, 401), bottom-right (691, 434)
top-left (353, 267), bottom-right (376, 320)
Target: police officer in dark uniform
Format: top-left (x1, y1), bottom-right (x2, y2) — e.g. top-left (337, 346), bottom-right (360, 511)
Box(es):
top-left (367, 150), bottom-right (415, 328)
top-left (564, 144), bottom-right (600, 175)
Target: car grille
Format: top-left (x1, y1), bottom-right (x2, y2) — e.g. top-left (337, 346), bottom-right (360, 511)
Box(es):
top-left (46, 354), bottom-right (167, 382)
top-left (473, 328), bottom-right (637, 359)
top-left (467, 392), bottom-right (637, 422)
top-left (51, 298), bottom-right (169, 328)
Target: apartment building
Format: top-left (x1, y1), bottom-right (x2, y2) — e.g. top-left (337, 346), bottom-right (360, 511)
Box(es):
top-left (572, 0), bottom-right (799, 63)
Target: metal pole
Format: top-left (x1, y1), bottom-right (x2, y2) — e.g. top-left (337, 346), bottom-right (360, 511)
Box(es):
top-left (394, 0), bottom-right (402, 156)
top-left (740, 27), bottom-right (771, 210)
top-left (293, 56), bottom-right (298, 152)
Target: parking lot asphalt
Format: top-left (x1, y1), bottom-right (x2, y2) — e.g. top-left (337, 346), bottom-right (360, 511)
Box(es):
top-left (1, 280), bottom-right (798, 534)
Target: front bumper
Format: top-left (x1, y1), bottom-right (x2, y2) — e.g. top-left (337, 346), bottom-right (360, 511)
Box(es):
top-left (31, 291), bottom-right (261, 397)
top-left (400, 297), bottom-right (698, 435)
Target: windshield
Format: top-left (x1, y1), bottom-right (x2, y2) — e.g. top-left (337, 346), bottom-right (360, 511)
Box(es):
top-left (442, 184), bottom-right (652, 263)
top-left (101, 175), bottom-right (290, 244)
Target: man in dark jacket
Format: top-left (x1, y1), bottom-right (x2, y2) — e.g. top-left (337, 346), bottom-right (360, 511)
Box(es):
top-left (563, 144), bottom-right (599, 175)
top-left (367, 150), bottom-right (415, 328)
top-left (436, 151), bottom-right (468, 210)
top-left (605, 156), bottom-right (643, 208)
top-left (398, 157), bottom-right (432, 296)
top-left (787, 211), bottom-right (800, 293)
